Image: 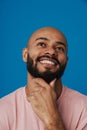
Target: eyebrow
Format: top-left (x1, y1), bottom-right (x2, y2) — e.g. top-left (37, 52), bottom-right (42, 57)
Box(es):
top-left (35, 37), bottom-right (67, 48)
top-left (35, 37), bottom-right (49, 41)
top-left (56, 41), bottom-right (67, 48)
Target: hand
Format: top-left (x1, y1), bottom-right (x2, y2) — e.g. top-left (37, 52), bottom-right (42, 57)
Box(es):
top-left (26, 78), bottom-right (58, 122)
top-left (26, 78), bottom-right (65, 130)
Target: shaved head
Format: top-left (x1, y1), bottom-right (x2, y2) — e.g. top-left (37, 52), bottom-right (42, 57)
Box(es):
top-left (27, 27), bottom-right (68, 51)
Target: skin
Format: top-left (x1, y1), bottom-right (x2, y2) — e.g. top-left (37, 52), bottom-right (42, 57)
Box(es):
top-left (22, 27), bottom-right (68, 130)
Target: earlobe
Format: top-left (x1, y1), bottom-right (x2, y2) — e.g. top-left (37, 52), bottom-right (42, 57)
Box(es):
top-left (22, 48), bottom-right (28, 62)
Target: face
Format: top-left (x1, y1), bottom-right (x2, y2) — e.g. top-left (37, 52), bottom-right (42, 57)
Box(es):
top-left (25, 27), bottom-right (68, 83)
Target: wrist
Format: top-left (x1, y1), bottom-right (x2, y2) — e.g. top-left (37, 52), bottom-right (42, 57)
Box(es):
top-left (45, 123), bottom-right (64, 130)
top-left (44, 112), bottom-right (65, 130)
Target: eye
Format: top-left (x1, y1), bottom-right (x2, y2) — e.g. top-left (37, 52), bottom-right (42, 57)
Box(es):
top-left (55, 46), bottom-right (65, 52)
top-left (37, 42), bottom-right (46, 48)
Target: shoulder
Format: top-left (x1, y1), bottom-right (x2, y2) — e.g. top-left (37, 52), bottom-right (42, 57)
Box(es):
top-left (58, 87), bottom-right (87, 129)
top-left (0, 87), bottom-right (26, 129)
top-left (58, 86), bottom-right (87, 117)
top-left (0, 87), bottom-right (25, 113)
top-left (61, 86), bottom-right (87, 105)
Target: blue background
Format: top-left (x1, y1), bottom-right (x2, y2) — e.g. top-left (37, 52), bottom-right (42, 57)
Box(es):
top-left (0, 0), bottom-right (87, 97)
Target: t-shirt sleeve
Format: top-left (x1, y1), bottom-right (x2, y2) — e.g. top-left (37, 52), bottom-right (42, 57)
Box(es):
top-left (76, 100), bottom-right (87, 130)
top-left (0, 111), bottom-right (9, 129)
top-left (0, 99), bottom-right (11, 130)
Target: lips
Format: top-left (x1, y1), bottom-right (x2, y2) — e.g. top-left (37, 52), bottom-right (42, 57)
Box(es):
top-left (38, 57), bottom-right (58, 66)
top-left (40, 60), bottom-right (55, 65)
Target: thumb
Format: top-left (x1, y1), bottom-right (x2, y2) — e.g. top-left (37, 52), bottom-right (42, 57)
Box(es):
top-left (49, 78), bottom-right (57, 88)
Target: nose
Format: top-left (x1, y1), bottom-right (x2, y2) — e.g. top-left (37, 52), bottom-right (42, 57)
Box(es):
top-left (45, 47), bottom-right (56, 56)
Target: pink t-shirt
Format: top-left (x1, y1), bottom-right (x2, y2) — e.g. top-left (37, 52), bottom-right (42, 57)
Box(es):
top-left (0, 86), bottom-right (87, 130)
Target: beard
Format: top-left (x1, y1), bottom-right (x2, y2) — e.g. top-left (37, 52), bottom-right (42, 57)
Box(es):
top-left (27, 53), bottom-right (67, 83)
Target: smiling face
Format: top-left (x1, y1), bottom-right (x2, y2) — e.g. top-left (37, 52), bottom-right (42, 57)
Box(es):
top-left (23, 27), bottom-right (68, 83)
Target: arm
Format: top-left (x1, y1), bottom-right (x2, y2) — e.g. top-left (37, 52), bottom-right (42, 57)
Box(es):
top-left (44, 112), bottom-right (66, 130)
top-left (26, 78), bottom-right (66, 130)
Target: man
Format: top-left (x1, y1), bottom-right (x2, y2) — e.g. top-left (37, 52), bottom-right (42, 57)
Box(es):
top-left (0, 27), bottom-right (87, 130)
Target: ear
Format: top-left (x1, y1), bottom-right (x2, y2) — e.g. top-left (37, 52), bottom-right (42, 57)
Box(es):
top-left (65, 56), bottom-right (68, 67)
top-left (66, 56), bottom-right (68, 63)
top-left (22, 48), bottom-right (28, 62)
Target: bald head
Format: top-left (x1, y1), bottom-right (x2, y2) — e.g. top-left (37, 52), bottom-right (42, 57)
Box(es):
top-left (27, 27), bottom-right (68, 50)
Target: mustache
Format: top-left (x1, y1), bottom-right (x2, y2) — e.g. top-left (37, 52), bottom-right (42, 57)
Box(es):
top-left (36, 54), bottom-right (60, 64)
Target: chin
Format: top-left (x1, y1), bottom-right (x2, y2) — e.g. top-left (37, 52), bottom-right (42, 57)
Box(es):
top-left (37, 65), bottom-right (57, 72)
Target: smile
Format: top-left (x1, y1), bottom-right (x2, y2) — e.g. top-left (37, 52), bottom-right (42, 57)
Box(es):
top-left (38, 56), bottom-right (58, 66)
top-left (40, 60), bottom-right (55, 65)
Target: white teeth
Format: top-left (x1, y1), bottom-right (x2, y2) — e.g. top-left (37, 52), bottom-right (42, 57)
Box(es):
top-left (40, 60), bottom-right (55, 65)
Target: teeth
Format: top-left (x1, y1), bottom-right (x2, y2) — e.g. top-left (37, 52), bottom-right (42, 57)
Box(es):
top-left (40, 60), bottom-right (55, 65)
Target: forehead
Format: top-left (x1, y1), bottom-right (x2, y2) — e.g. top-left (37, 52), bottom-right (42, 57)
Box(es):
top-left (28, 27), bottom-right (67, 46)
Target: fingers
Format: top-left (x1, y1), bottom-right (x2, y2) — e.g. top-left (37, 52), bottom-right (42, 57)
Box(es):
top-left (27, 78), bottom-right (57, 101)
top-left (27, 86), bottom-right (44, 104)
top-left (33, 78), bottom-right (49, 87)
top-left (29, 78), bottom-right (49, 89)
top-left (32, 78), bottom-right (57, 89)
top-left (27, 78), bottom-right (46, 97)
top-left (28, 78), bottom-right (57, 96)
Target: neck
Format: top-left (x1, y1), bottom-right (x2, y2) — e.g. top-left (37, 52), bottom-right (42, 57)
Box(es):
top-left (54, 78), bottom-right (63, 99)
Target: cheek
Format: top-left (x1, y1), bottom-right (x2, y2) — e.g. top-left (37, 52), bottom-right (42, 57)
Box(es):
top-left (28, 48), bottom-right (42, 62)
top-left (58, 54), bottom-right (67, 64)
top-left (28, 48), bottom-right (37, 59)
